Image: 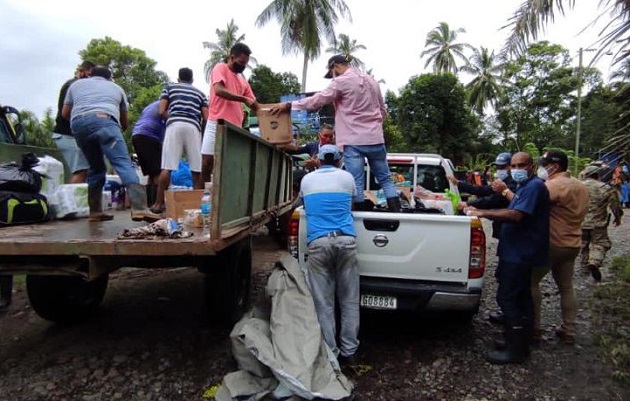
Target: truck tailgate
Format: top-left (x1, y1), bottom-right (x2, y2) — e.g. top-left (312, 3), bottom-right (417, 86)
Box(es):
top-left (354, 212), bottom-right (472, 283)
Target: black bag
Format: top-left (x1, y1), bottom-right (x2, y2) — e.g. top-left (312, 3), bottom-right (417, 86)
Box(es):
top-left (0, 152), bottom-right (43, 193)
top-left (0, 191), bottom-right (50, 226)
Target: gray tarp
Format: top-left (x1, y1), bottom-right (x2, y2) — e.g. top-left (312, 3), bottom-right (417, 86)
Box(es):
top-left (215, 253), bottom-right (354, 401)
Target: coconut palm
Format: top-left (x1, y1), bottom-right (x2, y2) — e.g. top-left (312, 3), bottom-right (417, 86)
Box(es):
top-left (460, 46), bottom-right (505, 116)
top-left (256, 0), bottom-right (352, 92)
top-left (501, 0), bottom-right (629, 65)
top-left (325, 33), bottom-right (366, 69)
top-left (420, 22), bottom-right (473, 74)
top-left (202, 19), bottom-right (257, 82)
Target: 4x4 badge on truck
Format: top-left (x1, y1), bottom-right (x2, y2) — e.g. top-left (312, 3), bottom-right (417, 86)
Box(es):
top-left (373, 234), bottom-right (389, 247)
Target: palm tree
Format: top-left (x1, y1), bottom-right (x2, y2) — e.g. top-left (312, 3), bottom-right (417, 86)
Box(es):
top-left (365, 68), bottom-right (386, 84)
top-left (325, 33), bottom-right (366, 69)
top-left (420, 22), bottom-right (473, 74)
top-left (203, 19), bottom-right (256, 83)
top-left (256, 0), bottom-right (352, 92)
top-left (460, 47), bottom-right (505, 116)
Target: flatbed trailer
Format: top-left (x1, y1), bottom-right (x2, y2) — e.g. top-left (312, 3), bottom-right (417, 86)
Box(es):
top-left (0, 121), bottom-right (293, 325)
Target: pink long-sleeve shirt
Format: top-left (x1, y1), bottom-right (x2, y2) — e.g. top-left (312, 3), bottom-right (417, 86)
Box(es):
top-left (291, 67), bottom-right (387, 150)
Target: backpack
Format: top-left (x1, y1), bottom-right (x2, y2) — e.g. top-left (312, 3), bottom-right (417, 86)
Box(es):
top-left (0, 191), bottom-right (50, 226)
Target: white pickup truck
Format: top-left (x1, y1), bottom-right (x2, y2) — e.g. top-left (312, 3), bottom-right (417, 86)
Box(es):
top-left (287, 153), bottom-right (486, 319)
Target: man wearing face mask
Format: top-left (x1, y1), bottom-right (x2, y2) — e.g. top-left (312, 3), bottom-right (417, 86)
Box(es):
top-left (465, 152), bottom-right (550, 364)
top-left (270, 55), bottom-right (401, 213)
top-left (201, 43), bottom-right (258, 183)
top-left (529, 150), bottom-right (589, 345)
top-left (284, 124), bottom-right (335, 170)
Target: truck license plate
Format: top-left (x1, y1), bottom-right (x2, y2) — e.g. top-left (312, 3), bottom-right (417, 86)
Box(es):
top-left (360, 294), bottom-right (397, 310)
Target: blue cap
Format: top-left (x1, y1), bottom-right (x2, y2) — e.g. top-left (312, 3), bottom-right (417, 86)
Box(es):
top-left (491, 152), bottom-right (512, 167)
top-left (317, 144), bottom-right (341, 161)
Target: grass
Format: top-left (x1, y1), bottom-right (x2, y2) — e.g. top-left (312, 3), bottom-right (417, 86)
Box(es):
top-left (590, 256), bottom-right (630, 386)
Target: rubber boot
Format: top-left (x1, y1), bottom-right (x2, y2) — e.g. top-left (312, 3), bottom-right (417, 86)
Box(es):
top-left (0, 275), bottom-right (13, 309)
top-left (88, 185), bottom-right (114, 222)
top-left (146, 184), bottom-right (157, 207)
top-left (127, 183), bottom-right (162, 222)
top-left (485, 324), bottom-right (529, 365)
top-left (386, 197), bottom-right (401, 213)
top-left (352, 200), bottom-right (374, 211)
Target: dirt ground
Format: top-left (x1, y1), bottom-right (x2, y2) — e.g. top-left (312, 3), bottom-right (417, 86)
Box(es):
top-left (0, 218), bottom-right (629, 401)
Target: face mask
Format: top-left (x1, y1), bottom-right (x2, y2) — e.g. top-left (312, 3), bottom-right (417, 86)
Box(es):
top-left (537, 166), bottom-right (549, 181)
top-left (232, 63), bottom-right (246, 73)
top-left (511, 169), bottom-right (529, 183)
top-left (496, 170), bottom-right (509, 181)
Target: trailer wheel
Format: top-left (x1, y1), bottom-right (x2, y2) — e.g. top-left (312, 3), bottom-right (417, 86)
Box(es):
top-left (26, 274), bottom-right (109, 323)
top-left (203, 237), bottom-right (252, 326)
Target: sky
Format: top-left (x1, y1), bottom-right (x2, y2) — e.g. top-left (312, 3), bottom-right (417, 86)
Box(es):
top-left (0, 0), bottom-right (615, 119)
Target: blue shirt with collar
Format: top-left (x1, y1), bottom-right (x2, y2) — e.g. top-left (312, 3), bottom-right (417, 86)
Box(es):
top-left (497, 175), bottom-right (550, 266)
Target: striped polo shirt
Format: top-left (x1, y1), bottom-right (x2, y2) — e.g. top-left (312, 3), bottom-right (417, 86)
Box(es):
top-left (160, 83), bottom-right (208, 131)
top-left (300, 165), bottom-right (356, 244)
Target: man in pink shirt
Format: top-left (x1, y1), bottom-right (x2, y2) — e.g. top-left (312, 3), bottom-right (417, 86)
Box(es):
top-left (201, 43), bottom-right (258, 182)
top-left (271, 55), bottom-right (401, 212)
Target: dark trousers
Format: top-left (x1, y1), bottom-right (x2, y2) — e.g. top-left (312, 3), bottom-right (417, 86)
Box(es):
top-left (495, 260), bottom-right (534, 327)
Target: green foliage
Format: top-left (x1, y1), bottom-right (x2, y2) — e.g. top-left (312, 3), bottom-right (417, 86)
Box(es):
top-left (248, 65), bottom-right (300, 104)
top-left (497, 41), bottom-right (590, 152)
top-left (420, 22), bottom-right (472, 74)
top-left (79, 37), bottom-right (169, 106)
top-left (591, 256), bottom-right (630, 386)
top-left (18, 109), bottom-right (54, 148)
top-left (396, 73), bottom-right (477, 162)
top-left (203, 19), bottom-right (248, 82)
top-left (383, 115), bottom-right (405, 152)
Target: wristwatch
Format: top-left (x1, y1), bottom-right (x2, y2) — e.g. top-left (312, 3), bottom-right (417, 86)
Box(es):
top-left (501, 188), bottom-right (510, 197)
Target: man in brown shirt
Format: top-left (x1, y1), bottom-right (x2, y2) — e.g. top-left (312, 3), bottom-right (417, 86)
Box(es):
top-left (532, 150), bottom-right (589, 344)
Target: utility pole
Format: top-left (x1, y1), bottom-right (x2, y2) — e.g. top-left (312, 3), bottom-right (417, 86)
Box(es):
top-left (574, 47), bottom-right (583, 175)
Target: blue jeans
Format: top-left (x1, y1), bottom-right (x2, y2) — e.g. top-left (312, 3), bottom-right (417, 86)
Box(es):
top-left (343, 144), bottom-right (397, 203)
top-left (71, 114), bottom-right (139, 190)
top-left (306, 235), bottom-right (360, 357)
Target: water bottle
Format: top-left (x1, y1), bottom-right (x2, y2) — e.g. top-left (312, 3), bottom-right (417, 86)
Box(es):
top-left (200, 181), bottom-right (212, 238)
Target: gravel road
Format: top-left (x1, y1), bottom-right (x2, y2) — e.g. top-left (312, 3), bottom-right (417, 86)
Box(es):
top-left (0, 218), bottom-right (629, 401)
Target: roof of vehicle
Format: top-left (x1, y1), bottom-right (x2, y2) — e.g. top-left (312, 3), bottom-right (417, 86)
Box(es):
top-left (385, 153), bottom-right (446, 166)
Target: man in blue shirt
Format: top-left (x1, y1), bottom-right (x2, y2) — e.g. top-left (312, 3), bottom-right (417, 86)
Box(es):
top-left (132, 100), bottom-right (166, 206)
top-left (466, 152), bottom-right (550, 364)
top-left (300, 144), bottom-right (360, 367)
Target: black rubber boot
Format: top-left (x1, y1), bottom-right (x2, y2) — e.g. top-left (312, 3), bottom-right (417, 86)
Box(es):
top-left (352, 200), bottom-right (374, 212)
top-left (128, 183), bottom-right (162, 222)
top-left (88, 184), bottom-right (113, 222)
top-left (386, 197), bottom-right (402, 213)
top-left (146, 184), bottom-right (157, 207)
top-left (488, 311), bottom-right (505, 325)
top-left (485, 324), bottom-right (529, 365)
top-left (0, 275), bottom-right (13, 309)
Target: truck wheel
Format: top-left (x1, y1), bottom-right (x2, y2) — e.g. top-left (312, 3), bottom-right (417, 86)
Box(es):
top-left (26, 274), bottom-right (109, 323)
top-left (203, 237), bottom-right (252, 327)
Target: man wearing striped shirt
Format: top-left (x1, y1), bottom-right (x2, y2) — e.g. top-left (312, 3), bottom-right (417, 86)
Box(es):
top-left (301, 144), bottom-right (360, 367)
top-left (152, 68), bottom-right (208, 213)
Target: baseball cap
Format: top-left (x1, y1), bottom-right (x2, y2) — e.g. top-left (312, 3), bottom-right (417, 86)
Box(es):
top-left (324, 55), bottom-right (348, 79)
top-left (539, 150), bottom-right (568, 168)
top-left (317, 144), bottom-right (341, 161)
top-left (490, 152), bottom-right (512, 167)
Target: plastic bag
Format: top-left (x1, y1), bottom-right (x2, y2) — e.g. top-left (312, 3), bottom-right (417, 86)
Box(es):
top-left (171, 159), bottom-right (193, 188)
top-left (0, 152), bottom-right (43, 193)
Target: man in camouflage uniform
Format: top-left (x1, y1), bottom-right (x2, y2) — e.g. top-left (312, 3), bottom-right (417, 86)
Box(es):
top-left (580, 165), bottom-right (623, 282)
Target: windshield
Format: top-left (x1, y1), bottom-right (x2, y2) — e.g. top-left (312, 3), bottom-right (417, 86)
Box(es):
top-left (366, 163), bottom-right (450, 193)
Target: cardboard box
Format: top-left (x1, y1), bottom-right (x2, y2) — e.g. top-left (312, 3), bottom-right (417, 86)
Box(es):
top-left (165, 189), bottom-right (204, 220)
top-left (256, 103), bottom-right (293, 145)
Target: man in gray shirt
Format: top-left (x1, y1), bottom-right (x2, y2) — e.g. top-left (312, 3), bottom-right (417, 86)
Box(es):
top-left (62, 64), bottom-right (160, 222)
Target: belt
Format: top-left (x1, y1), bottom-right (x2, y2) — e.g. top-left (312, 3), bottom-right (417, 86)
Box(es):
top-left (316, 230), bottom-right (346, 240)
top-left (73, 113), bottom-right (114, 121)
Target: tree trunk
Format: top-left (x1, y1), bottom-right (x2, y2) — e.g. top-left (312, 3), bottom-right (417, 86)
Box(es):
top-left (301, 54), bottom-right (309, 93)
